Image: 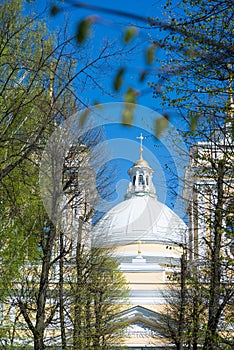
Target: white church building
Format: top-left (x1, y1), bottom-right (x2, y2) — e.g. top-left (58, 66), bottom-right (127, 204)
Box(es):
top-left (94, 134), bottom-right (188, 349)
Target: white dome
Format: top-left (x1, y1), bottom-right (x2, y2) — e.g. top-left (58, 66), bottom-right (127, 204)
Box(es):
top-left (94, 194), bottom-right (187, 247)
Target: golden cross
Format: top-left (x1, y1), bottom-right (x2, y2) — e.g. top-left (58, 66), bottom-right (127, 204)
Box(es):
top-left (136, 133), bottom-right (145, 160)
top-left (137, 240), bottom-right (142, 255)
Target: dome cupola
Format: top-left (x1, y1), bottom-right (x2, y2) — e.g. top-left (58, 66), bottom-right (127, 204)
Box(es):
top-left (93, 133), bottom-right (187, 247)
top-left (125, 134), bottom-right (156, 199)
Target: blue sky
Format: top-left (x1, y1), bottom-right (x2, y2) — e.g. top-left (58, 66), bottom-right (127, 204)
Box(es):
top-left (28, 0), bottom-right (188, 219)
top-left (29, 0), bottom-right (173, 109)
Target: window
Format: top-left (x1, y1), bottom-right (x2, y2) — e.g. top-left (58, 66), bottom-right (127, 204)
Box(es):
top-left (226, 215), bottom-right (234, 257)
top-left (133, 175), bottom-right (136, 185)
top-left (229, 239), bottom-right (234, 257)
top-left (138, 174), bottom-right (144, 185)
top-left (225, 200), bottom-right (234, 258)
top-left (226, 215), bottom-right (234, 235)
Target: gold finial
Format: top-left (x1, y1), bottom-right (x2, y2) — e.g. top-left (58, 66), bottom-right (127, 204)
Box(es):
top-left (228, 65), bottom-right (234, 120)
top-left (136, 133), bottom-right (145, 160)
top-left (137, 240), bottom-right (142, 255)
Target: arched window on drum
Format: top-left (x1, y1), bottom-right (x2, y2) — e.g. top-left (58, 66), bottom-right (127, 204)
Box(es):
top-left (138, 174), bottom-right (144, 185)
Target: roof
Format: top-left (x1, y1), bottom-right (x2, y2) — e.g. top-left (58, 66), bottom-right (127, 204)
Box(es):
top-left (93, 194), bottom-right (187, 247)
top-left (133, 158), bottom-right (151, 168)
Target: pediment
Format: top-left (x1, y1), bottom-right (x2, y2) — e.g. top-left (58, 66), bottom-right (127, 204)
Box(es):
top-left (119, 305), bottom-right (160, 329)
top-left (125, 320), bottom-right (158, 338)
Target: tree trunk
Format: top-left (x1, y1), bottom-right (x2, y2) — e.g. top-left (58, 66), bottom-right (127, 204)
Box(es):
top-left (34, 333), bottom-right (45, 350)
top-left (73, 220), bottom-right (85, 350)
top-left (85, 290), bottom-right (92, 349)
top-left (192, 286), bottom-right (199, 350)
top-left (34, 222), bottom-right (57, 349)
top-left (203, 161), bottom-right (224, 350)
top-left (59, 230), bottom-right (67, 349)
top-left (178, 250), bottom-right (187, 350)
